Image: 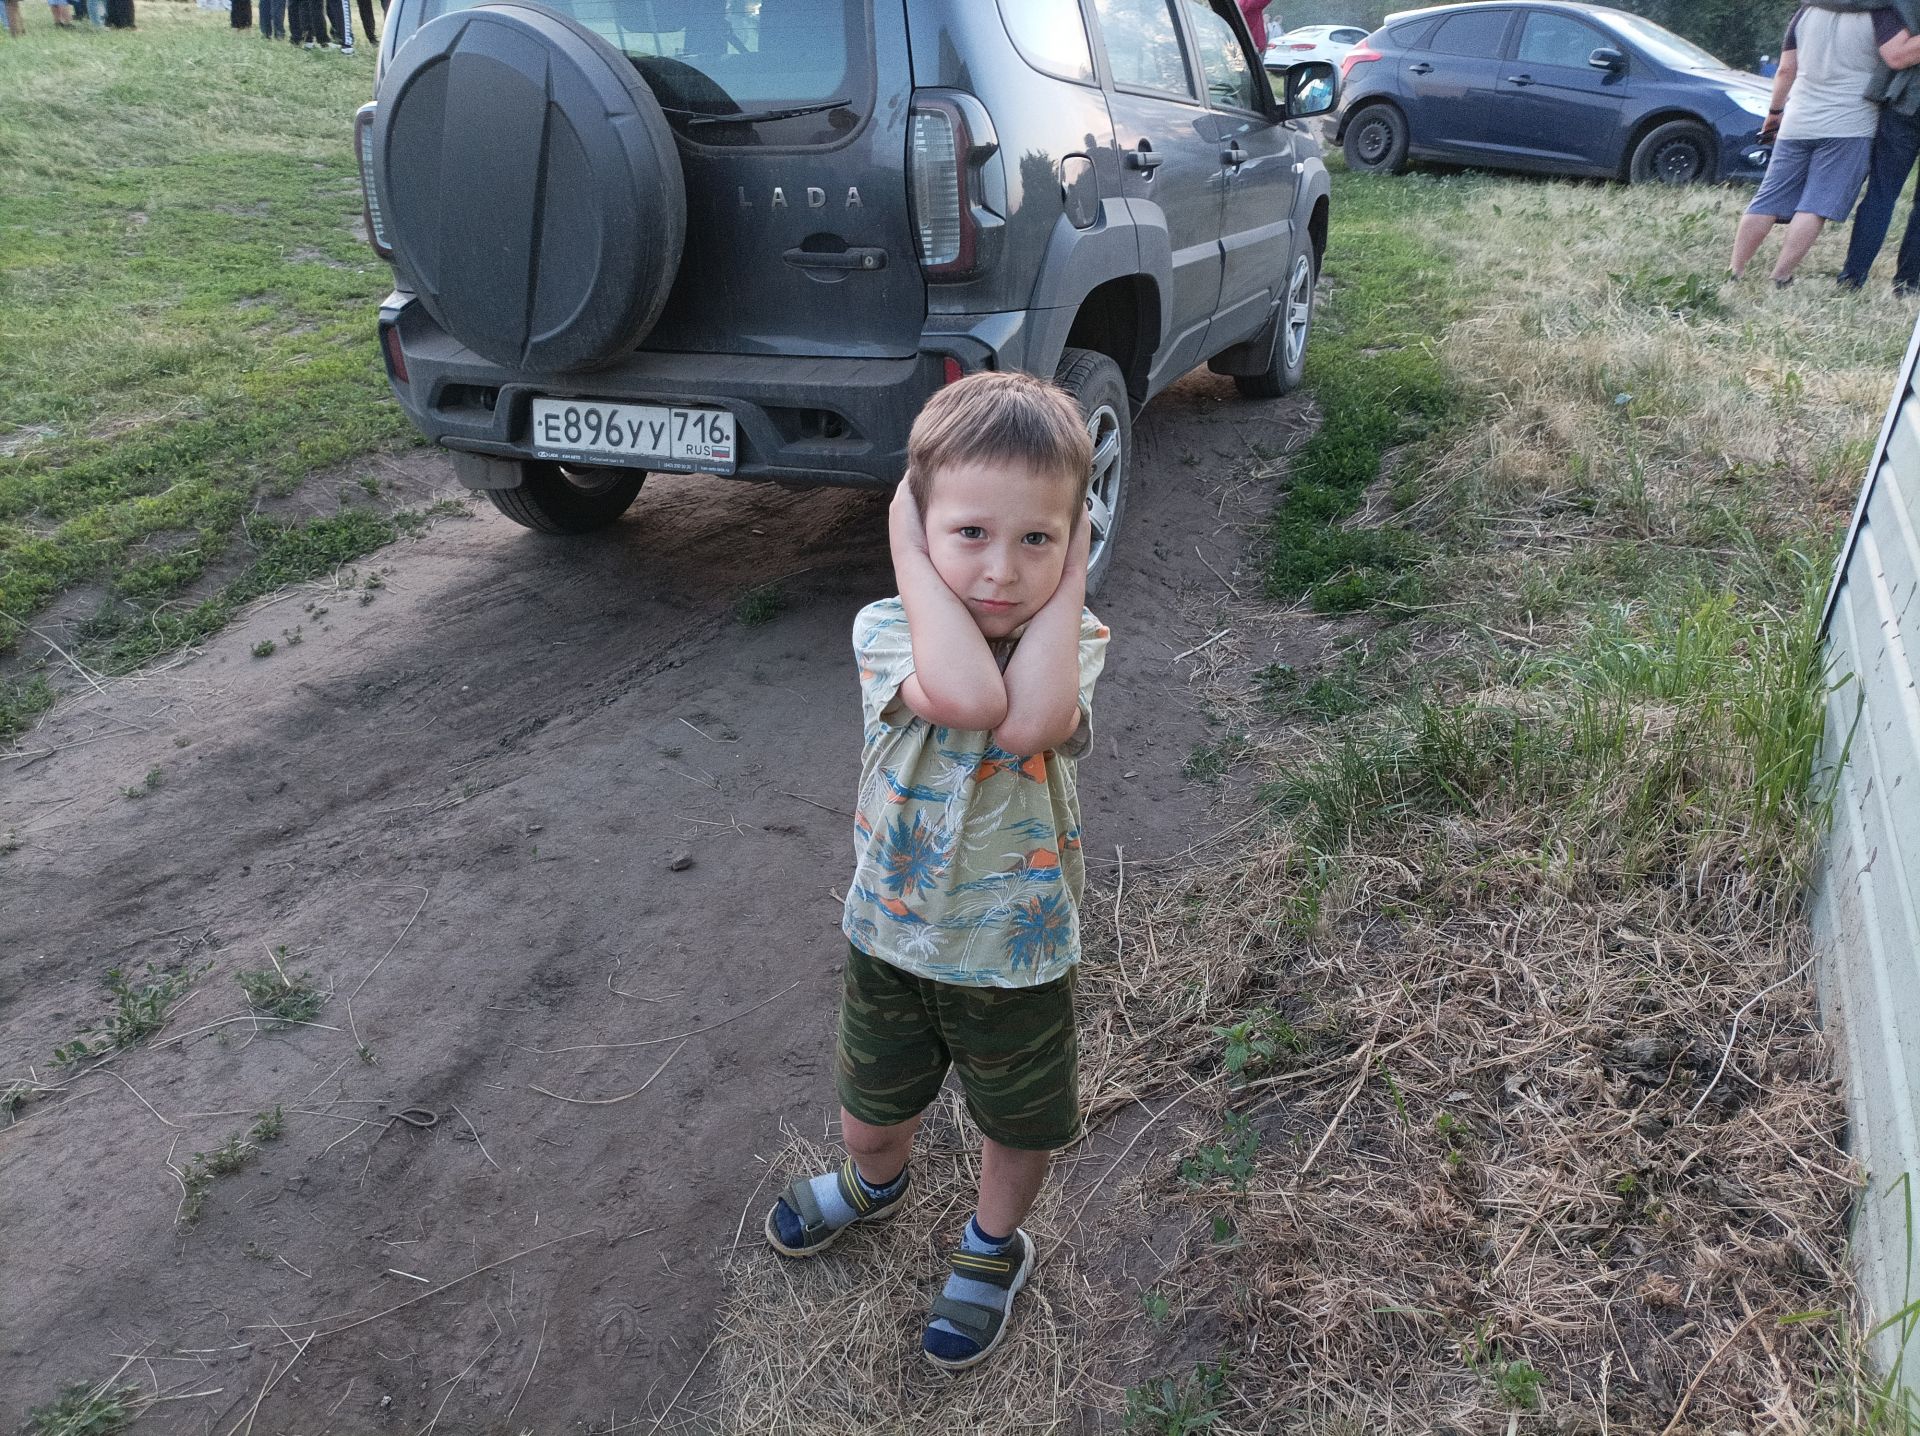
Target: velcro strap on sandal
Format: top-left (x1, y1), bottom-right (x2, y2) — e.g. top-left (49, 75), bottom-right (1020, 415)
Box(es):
top-left (836, 1158), bottom-right (875, 1216)
top-left (784, 1177), bottom-right (829, 1243)
top-left (929, 1294), bottom-right (999, 1341)
top-left (947, 1235), bottom-right (1025, 1290)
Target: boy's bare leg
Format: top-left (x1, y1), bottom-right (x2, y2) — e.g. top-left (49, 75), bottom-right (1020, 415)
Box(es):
top-left (976, 1137), bottom-right (1050, 1237)
top-left (842, 1107), bottom-right (919, 1186)
top-left (1731, 212), bottom-right (1779, 277)
top-left (1771, 211), bottom-right (1827, 281)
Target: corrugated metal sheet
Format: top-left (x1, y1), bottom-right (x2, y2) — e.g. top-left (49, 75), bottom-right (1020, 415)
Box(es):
top-left (1811, 314), bottom-right (1920, 1388)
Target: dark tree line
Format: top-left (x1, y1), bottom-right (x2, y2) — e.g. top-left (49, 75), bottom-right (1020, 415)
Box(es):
top-left (1273, 0), bottom-right (1799, 68)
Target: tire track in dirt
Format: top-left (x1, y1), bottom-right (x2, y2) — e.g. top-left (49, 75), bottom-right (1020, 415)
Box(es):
top-left (0, 370), bottom-right (1318, 1429)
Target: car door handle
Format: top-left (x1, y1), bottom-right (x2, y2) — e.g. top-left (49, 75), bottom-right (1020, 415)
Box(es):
top-left (1126, 143), bottom-right (1164, 171)
top-left (1505, 73), bottom-right (1535, 86)
top-left (783, 246), bottom-right (887, 271)
top-left (1408, 61), bottom-right (1433, 74)
top-left (1220, 143), bottom-right (1247, 167)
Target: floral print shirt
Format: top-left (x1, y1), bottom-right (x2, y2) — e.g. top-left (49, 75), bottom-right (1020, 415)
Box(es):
top-left (840, 597), bottom-right (1110, 989)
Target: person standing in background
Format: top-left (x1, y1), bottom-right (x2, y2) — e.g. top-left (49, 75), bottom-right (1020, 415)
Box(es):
top-left (1237, 0), bottom-right (1273, 52)
top-left (5, 0), bottom-right (26, 36)
top-left (351, 0), bottom-right (374, 51)
top-left (257, 0), bottom-right (283, 41)
top-left (230, 0), bottom-right (251, 30)
top-left (321, 0), bottom-right (353, 55)
top-left (1837, 0), bottom-right (1920, 290)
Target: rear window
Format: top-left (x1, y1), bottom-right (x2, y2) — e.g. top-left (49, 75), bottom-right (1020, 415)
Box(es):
top-left (1427, 10), bottom-right (1510, 56)
top-left (409, 0), bottom-right (872, 146)
top-left (1385, 18), bottom-right (1434, 47)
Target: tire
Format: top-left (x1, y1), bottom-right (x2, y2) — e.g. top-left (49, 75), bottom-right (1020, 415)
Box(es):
top-left (485, 462), bottom-right (645, 534)
top-left (1053, 348), bottom-right (1131, 598)
top-left (1629, 120), bottom-right (1714, 185)
top-left (372, 3), bottom-right (686, 371)
top-left (1235, 244), bottom-right (1317, 399)
top-left (1342, 103), bottom-right (1409, 175)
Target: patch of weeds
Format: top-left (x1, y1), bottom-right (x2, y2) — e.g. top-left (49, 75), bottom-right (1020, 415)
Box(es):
top-left (1141, 1288), bottom-right (1172, 1325)
top-left (1124, 1358), bottom-right (1232, 1435)
top-left (1261, 175), bottom-right (1465, 610)
top-left (735, 583), bottom-right (786, 627)
top-left (250, 1105), bottom-right (285, 1143)
top-left (1183, 734), bottom-right (1249, 785)
top-left (1255, 663), bottom-right (1298, 705)
top-left (1465, 1326), bottom-right (1545, 1411)
top-left (53, 963), bottom-right (200, 1066)
top-left (25, 1383), bottom-right (142, 1436)
top-left (235, 951), bottom-right (326, 1027)
top-left (1, 674), bottom-right (56, 743)
top-left (1610, 266), bottom-right (1729, 320)
top-left (121, 766), bottom-right (163, 799)
top-left (357, 1042), bottom-right (377, 1065)
top-left (177, 1129), bottom-right (262, 1226)
top-left (251, 639), bottom-right (276, 658)
top-left (1180, 1110), bottom-right (1259, 1192)
top-left (1213, 1008), bottom-right (1307, 1083)
top-left (282, 626), bottom-right (302, 647)
top-left (1435, 1109), bottom-right (1473, 1175)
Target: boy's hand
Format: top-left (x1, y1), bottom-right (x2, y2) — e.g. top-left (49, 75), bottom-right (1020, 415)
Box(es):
top-left (889, 479), bottom-right (929, 558)
top-left (1064, 497), bottom-right (1094, 578)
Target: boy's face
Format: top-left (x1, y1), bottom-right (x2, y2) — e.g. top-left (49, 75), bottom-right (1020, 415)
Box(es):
top-left (921, 458), bottom-right (1078, 639)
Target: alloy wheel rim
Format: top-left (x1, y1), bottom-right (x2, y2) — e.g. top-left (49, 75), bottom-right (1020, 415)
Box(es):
top-left (1084, 401), bottom-right (1123, 573)
top-left (1284, 253), bottom-right (1314, 371)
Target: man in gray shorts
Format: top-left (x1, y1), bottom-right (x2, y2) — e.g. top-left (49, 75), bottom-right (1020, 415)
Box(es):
top-left (1732, 5), bottom-right (1920, 286)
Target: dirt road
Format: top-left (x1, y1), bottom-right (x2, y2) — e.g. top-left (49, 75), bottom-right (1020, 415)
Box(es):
top-left (0, 370), bottom-right (1314, 1430)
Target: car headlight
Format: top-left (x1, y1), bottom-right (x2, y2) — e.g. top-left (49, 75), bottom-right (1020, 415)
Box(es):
top-left (1729, 89), bottom-right (1771, 117)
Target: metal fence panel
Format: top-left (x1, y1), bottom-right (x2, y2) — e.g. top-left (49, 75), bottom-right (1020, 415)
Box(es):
top-left (1811, 319), bottom-right (1920, 1388)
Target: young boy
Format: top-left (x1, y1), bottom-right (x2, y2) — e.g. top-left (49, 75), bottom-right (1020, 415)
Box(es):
top-left (764, 371), bottom-right (1109, 1372)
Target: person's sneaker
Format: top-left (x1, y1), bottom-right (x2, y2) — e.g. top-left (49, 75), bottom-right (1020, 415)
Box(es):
top-left (1773, 275), bottom-right (1794, 289)
top-left (303, 38), bottom-right (316, 47)
top-left (1895, 279), bottom-right (1920, 298)
top-left (339, 41), bottom-right (353, 52)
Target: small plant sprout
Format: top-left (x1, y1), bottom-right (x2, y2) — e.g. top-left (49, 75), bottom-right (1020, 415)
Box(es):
top-left (1213, 1008), bottom-right (1307, 1082)
top-left (250, 1106), bottom-right (285, 1143)
top-left (1141, 1288), bottom-right (1171, 1324)
top-left (734, 583), bottom-right (786, 627)
top-left (26, 1382), bottom-right (143, 1436)
top-left (251, 639), bottom-right (276, 658)
top-left (234, 947), bottom-right (326, 1027)
top-left (1123, 1359), bottom-right (1231, 1435)
top-left (1180, 1110), bottom-right (1259, 1192)
top-left (122, 767), bottom-right (163, 799)
top-left (53, 964), bottom-right (200, 1066)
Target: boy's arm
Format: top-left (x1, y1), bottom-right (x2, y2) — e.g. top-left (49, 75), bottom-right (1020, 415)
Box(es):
top-left (890, 482), bottom-right (1010, 732)
top-left (993, 507), bottom-right (1090, 757)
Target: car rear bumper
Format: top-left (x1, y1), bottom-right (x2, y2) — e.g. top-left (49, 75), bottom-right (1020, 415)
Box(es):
top-left (378, 295), bottom-right (1013, 489)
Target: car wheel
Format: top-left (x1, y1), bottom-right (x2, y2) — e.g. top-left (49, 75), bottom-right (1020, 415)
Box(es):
top-left (1053, 348), bottom-right (1131, 598)
top-left (1629, 120), bottom-right (1714, 185)
top-left (1236, 245), bottom-right (1317, 399)
top-left (1342, 104), bottom-right (1409, 175)
top-left (486, 462), bottom-right (646, 534)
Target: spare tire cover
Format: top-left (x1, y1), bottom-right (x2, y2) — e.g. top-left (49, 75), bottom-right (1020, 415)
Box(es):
top-left (372, 2), bottom-right (686, 372)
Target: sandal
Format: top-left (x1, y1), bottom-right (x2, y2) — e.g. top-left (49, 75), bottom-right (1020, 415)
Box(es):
top-left (762, 1157), bottom-right (909, 1258)
top-left (923, 1228), bottom-right (1034, 1372)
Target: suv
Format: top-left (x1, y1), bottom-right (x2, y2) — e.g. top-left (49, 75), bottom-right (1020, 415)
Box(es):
top-left (355, 0), bottom-right (1337, 589)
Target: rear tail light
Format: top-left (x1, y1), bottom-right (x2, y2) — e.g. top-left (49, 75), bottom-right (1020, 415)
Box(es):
top-left (354, 103), bottom-right (393, 261)
top-left (1289, 42), bottom-right (1315, 50)
top-left (941, 355), bottom-right (965, 386)
top-left (909, 97), bottom-right (975, 276)
top-left (1341, 46), bottom-right (1381, 80)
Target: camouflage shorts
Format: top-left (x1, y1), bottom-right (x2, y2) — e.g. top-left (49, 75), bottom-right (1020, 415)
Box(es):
top-left (836, 945), bottom-right (1080, 1151)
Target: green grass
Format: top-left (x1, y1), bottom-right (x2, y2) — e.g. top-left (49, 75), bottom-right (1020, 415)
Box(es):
top-left (0, 6), bottom-right (419, 679)
top-left (1264, 172), bottom-right (1470, 611)
top-left (52, 962), bottom-right (200, 1066)
top-left (25, 1383), bottom-right (141, 1436)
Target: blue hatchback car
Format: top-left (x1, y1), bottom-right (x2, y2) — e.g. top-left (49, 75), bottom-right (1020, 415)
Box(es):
top-left (1334, 2), bottom-right (1775, 184)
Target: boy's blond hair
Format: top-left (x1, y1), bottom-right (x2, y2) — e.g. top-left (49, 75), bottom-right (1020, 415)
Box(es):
top-left (905, 371), bottom-right (1093, 517)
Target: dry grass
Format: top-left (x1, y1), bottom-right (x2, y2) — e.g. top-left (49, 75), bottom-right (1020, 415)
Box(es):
top-left (696, 176), bottom-right (1918, 1434)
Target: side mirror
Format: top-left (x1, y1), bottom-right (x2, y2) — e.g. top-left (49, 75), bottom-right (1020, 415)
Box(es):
top-left (1285, 60), bottom-right (1339, 119)
top-left (1589, 47), bottom-right (1625, 72)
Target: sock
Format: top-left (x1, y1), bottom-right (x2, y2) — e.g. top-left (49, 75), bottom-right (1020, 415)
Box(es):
top-left (770, 1161), bottom-right (905, 1248)
top-left (924, 1215), bottom-right (1016, 1362)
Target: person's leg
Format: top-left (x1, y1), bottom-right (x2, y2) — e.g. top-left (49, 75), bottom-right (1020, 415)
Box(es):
top-left (766, 947), bottom-right (944, 1256)
top-left (1771, 212), bottom-right (1828, 281)
top-left (975, 1139), bottom-right (1051, 1237)
top-left (1732, 213), bottom-right (1780, 277)
top-left (5, 0), bottom-right (24, 35)
top-left (926, 970), bottom-right (1078, 1367)
top-left (354, 0), bottom-right (373, 46)
top-left (1842, 112), bottom-right (1920, 285)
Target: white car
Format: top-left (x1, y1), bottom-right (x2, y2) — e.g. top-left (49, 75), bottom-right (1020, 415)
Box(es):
top-left (1264, 23), bottom-right (1371, 70)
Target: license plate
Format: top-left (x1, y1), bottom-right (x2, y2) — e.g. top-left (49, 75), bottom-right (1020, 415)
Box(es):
top-left (530, 398), bottom-right (736, 475)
